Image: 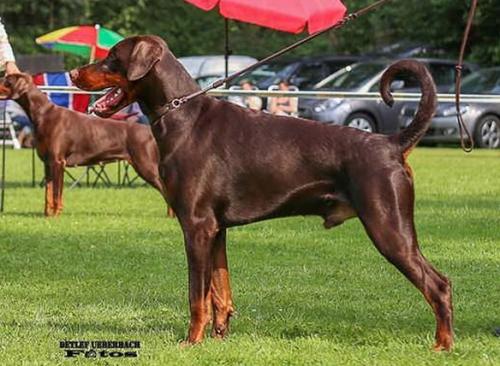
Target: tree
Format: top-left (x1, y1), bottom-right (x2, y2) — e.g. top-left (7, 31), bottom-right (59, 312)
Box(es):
top-left (1, 1), bottom-right (498, 68)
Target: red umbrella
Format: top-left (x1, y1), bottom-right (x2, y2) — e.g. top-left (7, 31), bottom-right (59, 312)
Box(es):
top-left (185, 0), bottom-right (347, 34)
top-left (185, 0), bottom-right (347, 77)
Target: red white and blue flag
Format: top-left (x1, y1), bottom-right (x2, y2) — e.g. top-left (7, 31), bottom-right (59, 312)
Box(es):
top-left (33, 72), bottom-right (90, 113)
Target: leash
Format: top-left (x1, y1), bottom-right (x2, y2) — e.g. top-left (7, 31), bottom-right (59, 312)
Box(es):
top-left (455, 0), bottom-right (478, 153)
top-left (151, 0), bottom-right (392, 125)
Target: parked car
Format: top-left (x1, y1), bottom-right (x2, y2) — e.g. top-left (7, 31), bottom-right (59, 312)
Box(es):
top-left (298, 58), bottom-right (478, 134)
top-left (400, 67), bottom-right (500, 148)
top-left (233, 55), bottom-right (362, 90)
top-left (178, 55), bottom-right (258, 88)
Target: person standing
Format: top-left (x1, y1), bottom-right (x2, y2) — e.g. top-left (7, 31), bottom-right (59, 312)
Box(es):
top-left (0, 17), bottom-right (19, 75)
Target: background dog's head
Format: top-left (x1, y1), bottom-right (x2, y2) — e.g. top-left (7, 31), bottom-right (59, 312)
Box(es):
top-left (70, 36), bottom-right (166, 118)
top-left (0, 73), bottom-right (34, 100)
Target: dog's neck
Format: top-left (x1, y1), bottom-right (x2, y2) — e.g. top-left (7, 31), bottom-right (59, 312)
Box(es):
top-left (137, 50), bottom-right (203, 122)
top-left (15, 87), bottom-right (52, 126)
top-left (135, 49), bottom-right (214, 159)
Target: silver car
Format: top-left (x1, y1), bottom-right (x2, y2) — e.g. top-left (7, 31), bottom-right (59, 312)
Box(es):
top-left (401, 67), bottom-right (500, 148)
top-left (299, 59), bottom-right (477, 135)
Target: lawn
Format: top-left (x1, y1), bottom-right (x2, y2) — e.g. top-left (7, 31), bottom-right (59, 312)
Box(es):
top-left (0, 147), bottom-right (498, 365)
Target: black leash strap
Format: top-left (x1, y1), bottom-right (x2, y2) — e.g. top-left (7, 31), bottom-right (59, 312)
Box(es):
top-left (455, 0), bottom-right (478, 153)
top-left (153, 0), bottom-right (392, 122)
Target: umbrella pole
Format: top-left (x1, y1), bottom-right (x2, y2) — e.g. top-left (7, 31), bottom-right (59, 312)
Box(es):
top-left (224, 18), bottom-right (230, 83)
top-left (166, 0), bottom-right (393, 109)
top-left (91, 24), bottom-right (100, 63)
top-left (1, 101), bottom-right (7, 213)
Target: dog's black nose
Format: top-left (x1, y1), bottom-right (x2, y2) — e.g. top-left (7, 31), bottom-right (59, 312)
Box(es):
top-left (69, 69), bottom-right (79, 81)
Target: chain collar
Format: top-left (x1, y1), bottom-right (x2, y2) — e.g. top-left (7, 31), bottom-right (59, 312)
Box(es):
top-left (150, 96), bottom-right (187, 127)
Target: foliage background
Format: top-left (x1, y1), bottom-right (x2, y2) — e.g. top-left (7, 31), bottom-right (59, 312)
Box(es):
top-left (1, 0), bottom-right (500, 68)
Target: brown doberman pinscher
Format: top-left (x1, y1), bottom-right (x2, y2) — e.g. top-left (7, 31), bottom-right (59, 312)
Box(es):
top-left (71, 36), bottom-right (453, 351)
top-left (0, 73), bottom-right (174, 217)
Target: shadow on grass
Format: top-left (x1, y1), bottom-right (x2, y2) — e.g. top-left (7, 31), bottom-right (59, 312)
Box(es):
top-left (1, 215), bottom-right (497, 347)
top-left (2, 318), bottom-right (187, 339)
top-left (418, 196), bottom-right (500, 211)
top-left (2, 180), bottom-right (148, 189)
top-left (3, 298), bottom-right (496, 348)
top-left (1, 181), bottom-right (41, 189)
top-left (3, 210), bottom-right (168, 219)
top-left (271, 305), bottom-right (499, 342)
top-left (1, 260), bottom-right (497, 346)
top-left (2, 211), bottom-right (46, 218)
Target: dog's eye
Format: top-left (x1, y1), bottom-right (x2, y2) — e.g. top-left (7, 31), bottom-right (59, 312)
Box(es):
top-left (102, 59), bottom-right (117, 73)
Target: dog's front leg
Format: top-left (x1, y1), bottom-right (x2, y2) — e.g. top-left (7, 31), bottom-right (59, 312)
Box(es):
top-left (181, 217), bottom-right (219, 344)
top-left (210, 229), bottom-right (234, 339)
top-left (52, 160), bottom-right (65, 216)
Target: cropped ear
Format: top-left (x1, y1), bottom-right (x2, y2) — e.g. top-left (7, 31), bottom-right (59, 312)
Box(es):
top-left (0, 78), bottom-right (9, 99)
top-left (7, 74), bottom-right (32, 99)
top-left (127, 38), bottom-right (164, 81)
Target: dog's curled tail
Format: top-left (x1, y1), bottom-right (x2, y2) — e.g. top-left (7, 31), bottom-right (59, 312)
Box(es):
top-left (380, 59), bottom-right (437, 154)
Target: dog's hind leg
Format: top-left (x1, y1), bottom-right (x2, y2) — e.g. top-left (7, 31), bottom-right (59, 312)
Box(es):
top-left (351, 168), bottom-right (453, 351)
top-left (210, 229), bottom-right (235, 339)
top-left (129, 148), bottom-right (175, 218)
top-left (130, 160), bottom-right (175, 218)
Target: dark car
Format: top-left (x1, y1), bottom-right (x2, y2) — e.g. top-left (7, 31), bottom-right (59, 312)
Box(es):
top-left (400, 67), bottom-right (500, 148)
top-left (234, 55), bottom-right (361, 90)
top-left (298, 58), bottom-right (478, 134)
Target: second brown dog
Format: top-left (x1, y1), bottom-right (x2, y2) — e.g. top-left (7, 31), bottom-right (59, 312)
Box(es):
top-left (0, 73), bottom-right (173, 217)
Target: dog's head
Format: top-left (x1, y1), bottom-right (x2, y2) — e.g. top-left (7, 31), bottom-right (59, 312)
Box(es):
top-left (70, 35), bottom-right (165, 118)
top-left (0, 73), bottom-right (34, 100)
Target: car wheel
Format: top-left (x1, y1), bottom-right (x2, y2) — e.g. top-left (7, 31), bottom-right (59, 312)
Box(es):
top-left (474, 115), bottom-right (500, 149)
top-left (345, 113), bottom-right (376, 133)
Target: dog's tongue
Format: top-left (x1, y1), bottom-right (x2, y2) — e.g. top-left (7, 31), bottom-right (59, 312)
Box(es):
top-left (91, 87), bottom-right (124, 113)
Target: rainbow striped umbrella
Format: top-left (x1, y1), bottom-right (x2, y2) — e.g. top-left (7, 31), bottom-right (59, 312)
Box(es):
top-left (36, 25), bottom-right (123, 62)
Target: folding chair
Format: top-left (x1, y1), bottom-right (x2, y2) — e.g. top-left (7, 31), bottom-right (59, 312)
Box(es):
top-left (119, 161), bottom-right (141, 186)
top-left (35, 168), bottom-right (86, 189)
top-left (0, 101), bottom-right (21, 149)
top-left (88, 163), bottom-right (113, 187)
top-left (227, 85), bottom-right (246, 107)
top-left (64, 91), bottom-right (114, 189)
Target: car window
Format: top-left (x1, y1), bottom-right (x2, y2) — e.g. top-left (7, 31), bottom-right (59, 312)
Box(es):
top-left (426, 63), bottom-right (457, 87)
top-left (324, 60), bottom-right (357, 74)
top-left (232, 62), bottom-right (293, 86)
top-left (459, 68), bottom-right (500, 94)
top-left (258, 63), bottom-right (299, 86)
top-left (396, 70), bottom-right (420, 88)
top-left (368, 62), bottom-right (476, 92)
top-left (427, 63), bottom-right (472, 87)
top-left (316, 63), bottom-right (386, 91)
top-left (293, 63), bottom-right (326, 88)
top-left (196, 75), bottom-right (221, 89)
top-left (368, 69), bottom-right (419, 92)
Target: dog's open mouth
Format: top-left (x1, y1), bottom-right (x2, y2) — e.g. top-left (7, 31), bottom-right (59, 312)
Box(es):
top-left (0, 85), bottom-right (10, 99)
top-left (91, 86), bottom-right (129, 116)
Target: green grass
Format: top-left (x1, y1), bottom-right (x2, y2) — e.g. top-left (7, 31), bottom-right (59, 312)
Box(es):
top-left (0, 148), bottom-right (499, 365)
